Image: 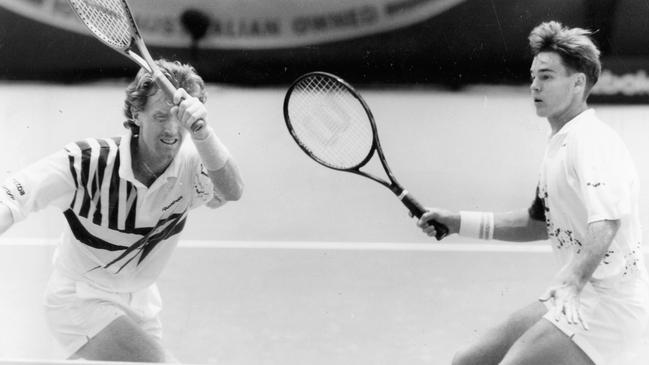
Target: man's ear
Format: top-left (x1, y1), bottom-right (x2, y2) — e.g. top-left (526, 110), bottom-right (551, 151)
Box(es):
top-left (574, 73), bottom-right (587, 90)
top-left (132, 113), bottom-right (141, 126)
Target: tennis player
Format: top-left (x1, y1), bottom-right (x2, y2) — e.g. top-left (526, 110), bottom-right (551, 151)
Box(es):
top-left (0, 59), bottom-right (243, 362)
top-left (417, 21), bottom-right (649, 365)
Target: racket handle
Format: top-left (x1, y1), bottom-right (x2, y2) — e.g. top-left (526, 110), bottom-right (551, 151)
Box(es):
top-left (400, 192), bottom-right (449, 241)
top-left (153, 71), bottom-right (206, 134)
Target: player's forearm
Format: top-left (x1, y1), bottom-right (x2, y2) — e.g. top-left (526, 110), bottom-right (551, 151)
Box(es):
top-left (558, 219), bottom-right (619, 289)
top-left (206, 160), bottom-right (243, 201)
top-left (455, 209), bottom-right (548, 242)
top-left (492, 209), bottom-right (548, 242)
top-left (192, 127), bottom-right (244, 201)
top-left (0, 203), bottom-right (14, 235)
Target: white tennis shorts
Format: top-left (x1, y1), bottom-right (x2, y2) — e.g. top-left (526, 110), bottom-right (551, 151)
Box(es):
top-left (543, 275), bottom-right (649, 365)
top-left (44, 269), bottom-right (163, 357)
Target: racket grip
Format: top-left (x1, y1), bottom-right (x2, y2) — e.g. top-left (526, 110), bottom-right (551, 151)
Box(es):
top-left (400, 193), bottom-right (449, 240)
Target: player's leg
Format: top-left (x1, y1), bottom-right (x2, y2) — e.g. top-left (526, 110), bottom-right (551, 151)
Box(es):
top-left (71, 315), bottom-right (171, 362)
top-left (45, 270), bottom-right (173, 362)
top-left (451, 301), bottom-right (546, 365)
top-left (499, 318), bottom-right (593, 365)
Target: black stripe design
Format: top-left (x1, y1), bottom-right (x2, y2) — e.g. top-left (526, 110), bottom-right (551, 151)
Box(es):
top-left (63, 137), bottom-right (189, 272)
top-left (125, 181), bottom-right (137, 231)
top-left (91, 139), bottom-right (111, 225)
top-left (78, 140), bottom-right (93, 218)
top-left (64, 209), bottom-right (128, 251)
top-left (91, 212), bottom-right (188, 273)
top-left (66, 152), bottom-right (79, 208)
top-left (108, 149), bottom-right (121, 230)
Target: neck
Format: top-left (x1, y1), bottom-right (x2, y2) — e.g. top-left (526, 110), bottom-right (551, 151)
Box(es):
top-left (548, 102), bottom-right (588, 135)
top-left (131, 138), bottom-right (171, 186)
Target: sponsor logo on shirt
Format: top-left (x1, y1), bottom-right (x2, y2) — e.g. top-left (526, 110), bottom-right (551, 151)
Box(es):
top-left (12, 179), bottom-right (25, 196)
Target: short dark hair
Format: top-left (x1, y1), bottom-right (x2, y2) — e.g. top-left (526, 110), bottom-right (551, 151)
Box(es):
top-left (123, 59), bottom-right (207, 134)
top-left (528, 21), bottom-right (601, 94)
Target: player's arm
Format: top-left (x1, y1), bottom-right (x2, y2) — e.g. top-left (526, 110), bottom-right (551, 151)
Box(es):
top-left (417, 188), bottom-right (548, 242)
top-left (418, 208), bottom-right (547, 242)
top-left (173, 90), bottom-right (244, 201)
top-left (0, 203), bottom-right (14, 235)
top-left (0, 149), bottom-right (76, 234)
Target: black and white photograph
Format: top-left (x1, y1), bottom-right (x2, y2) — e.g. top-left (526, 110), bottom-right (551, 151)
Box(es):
top-left (1, 1), bottom-right (648, 364)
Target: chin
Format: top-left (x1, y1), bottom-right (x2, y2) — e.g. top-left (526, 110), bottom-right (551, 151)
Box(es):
top-left (534, 106), bottom-right (548, 118)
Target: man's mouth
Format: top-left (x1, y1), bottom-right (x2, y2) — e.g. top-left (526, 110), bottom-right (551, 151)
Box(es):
top-left (160, 137), bottom-right (178, 145)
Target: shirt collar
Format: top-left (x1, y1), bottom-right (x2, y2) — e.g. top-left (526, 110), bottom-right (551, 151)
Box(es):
top-left (554, 108), bottom-right (596, 136)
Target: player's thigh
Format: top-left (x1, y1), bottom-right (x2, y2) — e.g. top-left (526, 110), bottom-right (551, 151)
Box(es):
top-left (500, 318), bottom-right (593, 365)
top-left (452, 301), bottom-right (546, 365)
top-left (73, 315), bottom-right (168, 362)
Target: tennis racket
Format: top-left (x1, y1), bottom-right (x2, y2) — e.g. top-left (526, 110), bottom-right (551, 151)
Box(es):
top-left (67, 0), bottom-right (205, 133)
top-left (283, 71), bottom-right (449, 240)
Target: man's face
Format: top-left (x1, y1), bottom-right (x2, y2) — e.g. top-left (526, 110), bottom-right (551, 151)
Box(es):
top-left (136, 89), bottom-right (186, 161)
top-left (529, 51), bottom-right (583, 119)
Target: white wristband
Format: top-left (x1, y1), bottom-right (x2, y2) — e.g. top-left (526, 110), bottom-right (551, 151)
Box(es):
top-left (459, 211), bottom-right (494, 240)
top-left (192, 127), bottom-right (230, 171)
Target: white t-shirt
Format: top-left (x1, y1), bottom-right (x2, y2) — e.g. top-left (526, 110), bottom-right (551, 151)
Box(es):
top-left (1, 132), bottom-right (221, 292)
top-left (538, 109), bottom-right (647, 282)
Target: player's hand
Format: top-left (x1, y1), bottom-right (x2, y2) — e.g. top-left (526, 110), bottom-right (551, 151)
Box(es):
top-left (415, 208), bottom-right (460, 239)
top-left (171, 88), bottom-right (207, 136)
top-left (539, 283), bottom-right (589, 331)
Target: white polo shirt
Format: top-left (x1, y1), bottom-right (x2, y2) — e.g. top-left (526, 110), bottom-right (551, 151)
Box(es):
top-left (1, 131), bottom-right (220, 292)
top-left (538, 109), bottom-right (647, 282)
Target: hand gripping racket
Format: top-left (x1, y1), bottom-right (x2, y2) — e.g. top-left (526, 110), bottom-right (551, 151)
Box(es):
top-left (67, 0), bottom-right (205, 133)
top-left (283, 71), bottom-right (449, 240)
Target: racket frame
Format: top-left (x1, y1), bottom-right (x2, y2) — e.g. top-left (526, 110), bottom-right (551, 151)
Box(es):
top-left (284, 71), bottom-right (402, 193)
top-left (283, 71), bottom-right (449, 239)
top-left (67, 0), bottom-right (203, 132)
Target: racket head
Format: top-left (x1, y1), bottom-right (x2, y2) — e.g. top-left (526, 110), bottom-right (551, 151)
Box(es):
top-left (68, 0), bottom-right (149, 70)
top-left (283, 71), bottom-right (378, 171)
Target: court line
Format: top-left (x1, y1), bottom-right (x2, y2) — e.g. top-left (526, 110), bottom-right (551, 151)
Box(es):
top-left (0, 237), bottom-right (555, 253)
top-left (3, 237), bottom-right (649, 254)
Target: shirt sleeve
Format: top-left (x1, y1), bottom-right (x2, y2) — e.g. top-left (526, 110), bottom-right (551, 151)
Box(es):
top-left (569, 128), bottom-right (634, 223)
top-left (528, 185), bottom-right (547, 222)
top-left (0, 149), bottom-right (77, 222)
top-left (187, 151), bottom-right (225, 210)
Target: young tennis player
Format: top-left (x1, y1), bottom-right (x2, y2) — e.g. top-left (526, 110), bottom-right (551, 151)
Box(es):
top-left (417, 21), bottom-right (649, 365)
top-left (0, 59), bottom-right (243, 362)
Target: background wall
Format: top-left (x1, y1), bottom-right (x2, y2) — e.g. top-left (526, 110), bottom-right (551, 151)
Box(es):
top-left (0, 0), bottom-right (648, 100)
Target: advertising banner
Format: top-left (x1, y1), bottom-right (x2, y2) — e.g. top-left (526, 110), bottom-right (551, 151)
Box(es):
top-left (0, 0), bottom-right (465, 49)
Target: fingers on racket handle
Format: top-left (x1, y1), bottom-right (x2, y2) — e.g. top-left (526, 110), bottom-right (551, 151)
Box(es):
top-left (429, 220), bottom-right (449, 241)
top-left (401, 192), bottom-right (449, 240)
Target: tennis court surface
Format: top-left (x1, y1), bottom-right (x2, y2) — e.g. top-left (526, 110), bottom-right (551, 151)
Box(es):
top-left (1, 240), bottom-right (648, 364)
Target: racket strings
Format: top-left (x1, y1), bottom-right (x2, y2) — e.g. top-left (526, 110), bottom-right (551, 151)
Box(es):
top-left (288, 75), bottom-right (374, 170)
top-left (69, 0), bottom-right (133, 49)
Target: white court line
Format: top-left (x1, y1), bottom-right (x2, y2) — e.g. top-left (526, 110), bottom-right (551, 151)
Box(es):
top-left (3, 236), bottom-right (649, 254)
top-left (0, 237), bottom-right (556, 253)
